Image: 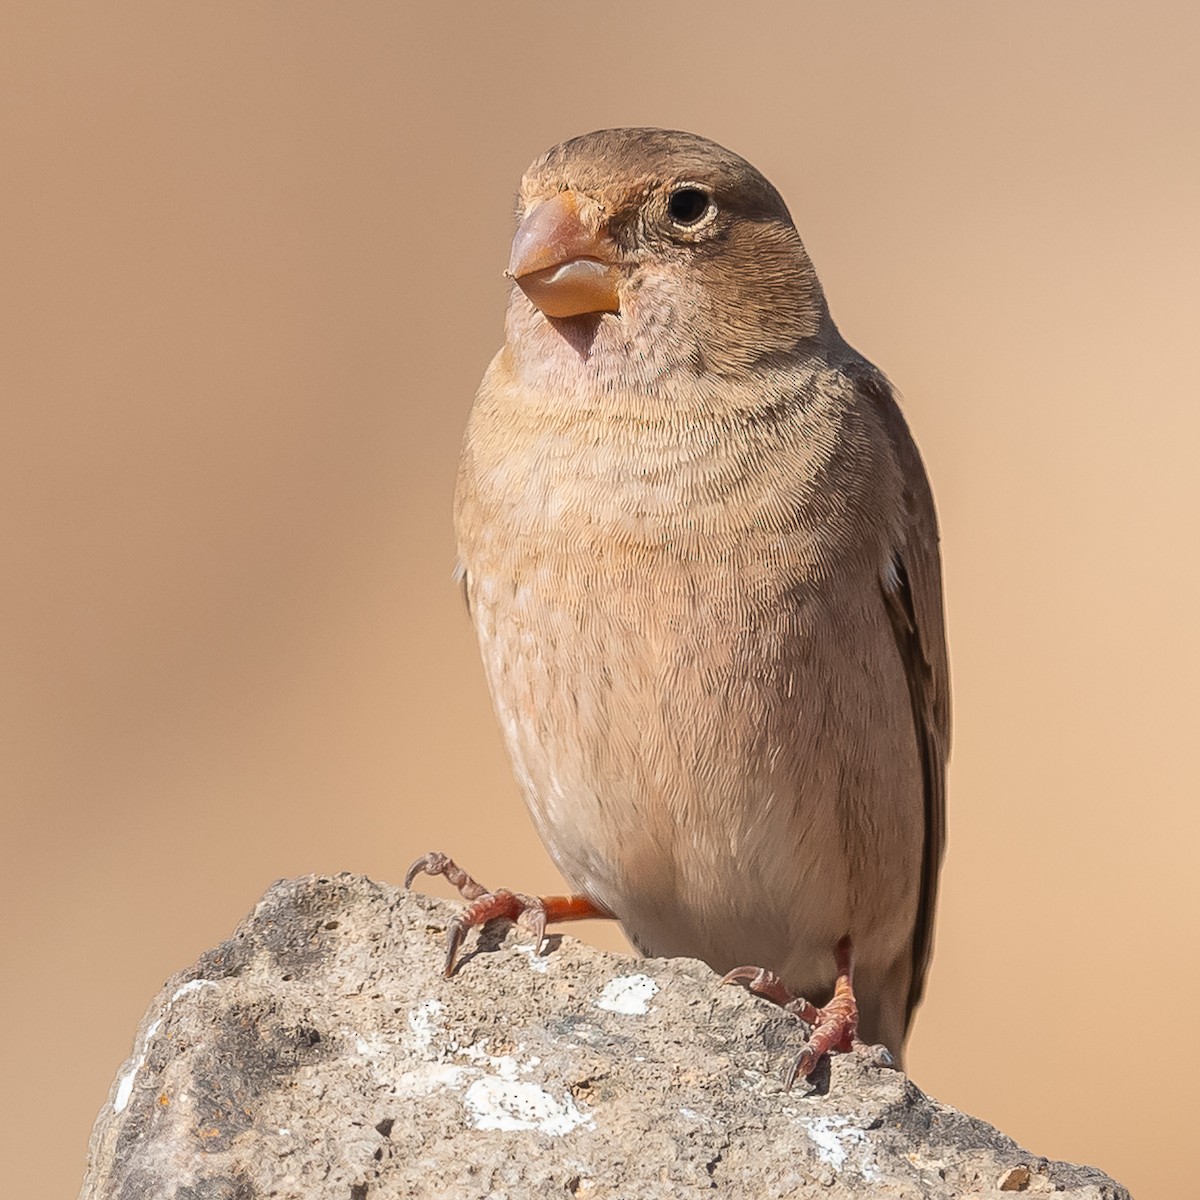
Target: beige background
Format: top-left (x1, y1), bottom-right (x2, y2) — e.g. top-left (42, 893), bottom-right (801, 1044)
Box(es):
top-left (2, 4), bottom-right (1196, 1197)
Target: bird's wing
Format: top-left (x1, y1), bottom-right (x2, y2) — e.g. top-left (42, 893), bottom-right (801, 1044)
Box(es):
top-left (454, 559), bottom-right (471, 614)
top-left (856, 368), bottom-right (952, 1029)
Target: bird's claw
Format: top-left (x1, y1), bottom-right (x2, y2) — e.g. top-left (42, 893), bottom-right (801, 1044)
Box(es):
top-left (405, 851), bottom-right (490, 902)
top-left (721, 965), bottom-right (801, 1010)
top-left (863, 1043), bottom-right (895, 1070)
top-left (784, 1047), bottom-right (819, 1091)
top-left (723, 936), bottom-right (861, 1087)
top-left (406, 850), bottom-right (548, 975)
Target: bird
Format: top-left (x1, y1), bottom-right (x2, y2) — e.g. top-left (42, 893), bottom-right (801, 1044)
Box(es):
top-left (409, 127), bottom-right (949, 1080)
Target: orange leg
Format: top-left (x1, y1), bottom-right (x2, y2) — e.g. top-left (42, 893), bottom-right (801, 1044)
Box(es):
top-left (405, 851), bottom-right (614, 976)
top-left (722, 935), bottom-right (861, 1087)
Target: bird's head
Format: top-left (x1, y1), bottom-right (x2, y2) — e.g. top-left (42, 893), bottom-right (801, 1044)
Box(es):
top-left (505, 128), bottom-right (832, 374)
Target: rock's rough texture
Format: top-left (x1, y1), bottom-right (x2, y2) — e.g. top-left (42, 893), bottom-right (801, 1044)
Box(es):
top-left (80, 874), bottom-right (1128, 1199)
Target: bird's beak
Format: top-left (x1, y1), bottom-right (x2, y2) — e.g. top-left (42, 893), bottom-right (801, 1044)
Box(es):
top-left (507, 191), bottom-right (620, 319)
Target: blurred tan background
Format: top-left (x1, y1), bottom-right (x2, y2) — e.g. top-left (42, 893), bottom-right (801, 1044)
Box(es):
top-left (2, 3), bottom-right (1196, 1196)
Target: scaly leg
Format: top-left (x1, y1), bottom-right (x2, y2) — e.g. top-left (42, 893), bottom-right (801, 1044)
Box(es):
top-left (405, 851), bottom-right (614, 976)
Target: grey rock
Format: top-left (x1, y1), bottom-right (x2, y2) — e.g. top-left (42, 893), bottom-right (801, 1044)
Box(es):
top-left (79, 874), bottom-right (1129, 1199)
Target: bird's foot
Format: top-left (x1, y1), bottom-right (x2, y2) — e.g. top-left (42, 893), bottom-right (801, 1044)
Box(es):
top-left (405, 851), bottom-right (613, 976)
top-left (722, 935), bottom-right (871, 1087)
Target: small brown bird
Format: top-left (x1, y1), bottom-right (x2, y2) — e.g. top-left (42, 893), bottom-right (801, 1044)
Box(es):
top-left (410, 128), bottom-right (949, 1078)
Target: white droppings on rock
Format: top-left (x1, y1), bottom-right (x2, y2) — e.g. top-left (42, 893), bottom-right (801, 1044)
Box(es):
top-left (804, 1115), bottom-right (855, 1170)
top-left (595, 973), bottom-right (658, 1015)
top-left (388, 1026), bottom-right (559, 1108)
top-left (112, 1063), bottom-right (140, 1114)
top-left (464, 1076), bottom-right (596, 1135)
top-left (391, 1063), bottom-right (469, 1098)
top-left (802, 1115), bottom-right (881, 1181)
top-left (113, 980), bottom-right (216, 1112)
top-left (459, 1040), bottom-right (522, 1080)
top-left (355, 1032), bottom-right (391, 1058)
top-left (406, 998), bottom-right (444, 1055)
top-left (514, 943), bottom-right (550, 972)
top-left (170, 978), bottom-right (216, 1004)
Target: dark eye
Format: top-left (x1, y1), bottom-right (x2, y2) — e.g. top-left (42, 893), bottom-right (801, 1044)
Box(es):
top-left (667, 187), bottom-right (712, 226)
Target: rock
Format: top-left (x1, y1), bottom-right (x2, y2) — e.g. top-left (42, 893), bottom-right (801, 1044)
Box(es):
top-left (79, 874), bottom-right (1129, 1199)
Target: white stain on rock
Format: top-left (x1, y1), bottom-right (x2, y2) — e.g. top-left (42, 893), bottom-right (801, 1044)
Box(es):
top-left (458, 1040), bottom-right (523, 1080)
top-left (464, 1076), bottom-right (595, 1135)
top-left (595, 974), bottom-right (658, 1015)
top-left (394, 1014), bottom-right (594, 1137)
top-left (513, 943), bottom-right (550, 973)
top-left (392, 1062), bottom-right (470, 1098)
top-left (802, 1115), bottom-right (881, 1181)
top-left (170, 979), bottom-right (215, 1004)
top-left (113, 978), bottom-right (217, 1113)
top-left (406, 998), bottom-right (445, 1054)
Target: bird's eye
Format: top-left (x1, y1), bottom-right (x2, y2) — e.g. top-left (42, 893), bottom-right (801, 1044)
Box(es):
top-left (667, 187), bottom-right (713, 227)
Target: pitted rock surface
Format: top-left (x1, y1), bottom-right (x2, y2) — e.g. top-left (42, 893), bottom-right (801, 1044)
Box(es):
top-left (79, 874), bottom-right (1129, 1199)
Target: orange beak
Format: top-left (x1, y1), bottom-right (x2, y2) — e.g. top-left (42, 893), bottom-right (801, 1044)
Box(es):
top-left (507, 191), bottom-right (620, 319)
